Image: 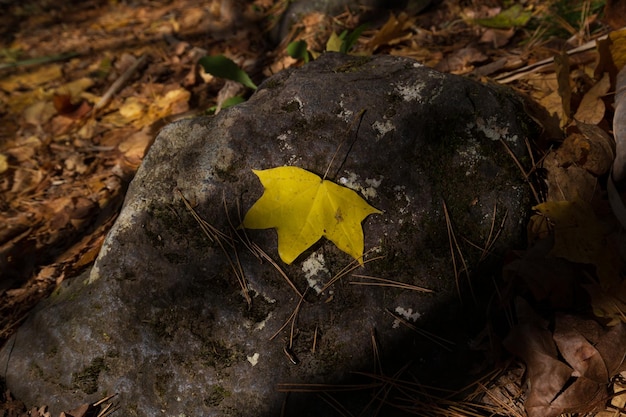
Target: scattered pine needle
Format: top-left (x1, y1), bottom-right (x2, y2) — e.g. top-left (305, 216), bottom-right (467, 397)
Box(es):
top-left (350, 274), bottom-right (433, 293)
top-left (384, 309), bottom-right (454, 351)
top-left (177, 189), bottom-right (251, 307)
top-left (269, 290), bottom-right (306, 342)
top-left (251, 242), bottom-right (303, 298)
top-left (319, 250), bottom-right (384, 293)
top-left (443, 201), bottom-right (474, 304)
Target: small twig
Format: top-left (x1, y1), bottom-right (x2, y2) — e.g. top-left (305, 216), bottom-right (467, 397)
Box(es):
top-left (324, 108), bottom-right (366, 181)
top-left (494, 33), bottom-right (608, 84)
top-left (0, 52), bottom-right (79, 70)
top-left (92, 54), bottom-right (148, 114)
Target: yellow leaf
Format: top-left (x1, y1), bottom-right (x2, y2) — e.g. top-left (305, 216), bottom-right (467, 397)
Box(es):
top-left (609, 28), bottom-right (626, 71)
top-left (326, 32), bottom-right (343, 53)
top-left (242, 166), bottom-right (382, 265)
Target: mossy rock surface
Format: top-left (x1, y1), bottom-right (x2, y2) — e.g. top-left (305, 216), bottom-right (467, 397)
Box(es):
top-left (0, 53), bottom-right (537, 416)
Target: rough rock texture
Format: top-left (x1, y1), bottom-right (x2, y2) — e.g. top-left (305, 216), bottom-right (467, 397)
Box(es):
top-left (0, 53), bottom-right (537, 416)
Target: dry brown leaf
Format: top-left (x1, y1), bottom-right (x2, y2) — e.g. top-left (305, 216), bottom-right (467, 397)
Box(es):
top-left (506, 301), bottom-right (625, 417)
top-left (542, 130), bottom-right (614, 201)
top-left (479, 28), bottom-right (515, 48)
top-left (9, 168), bottom-right (43, 195)
top-left (503, 238), bottom-right (585, 309)
top-left (119, 129), bottom-right (152, 160)
top-left (613, 65), bottom-right (626, 182)
top-left (553, 316), bottom-right (607, 382)
top-left (504, 300), bottom-right (573, 417)
top-left (366, 12), bottom-right (415, 52)
top-left (574, 72), bottom-right (611, 125)
top-left (23, 100), bottom-right (56, 128)
top-left (435, 47), bottom-right (488, 74)
top-left (543, 154), bottom-right (597, 202)
top-left (534, 200), bottom-right (607, 265)
top-left (554, 52), bottom-right (571, 126)
top-left (576, 122), bottom-right (615, 176)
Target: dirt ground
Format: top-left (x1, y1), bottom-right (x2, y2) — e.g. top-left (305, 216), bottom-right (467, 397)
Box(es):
top-left (2, 0), bottom-right (626, 415)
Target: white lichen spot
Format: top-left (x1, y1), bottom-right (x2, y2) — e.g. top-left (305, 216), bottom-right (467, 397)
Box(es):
top-left (337, 98), bottom-right (354, 122)
top-left (247, 352), bottom-right (260, 366)
top-left (395, 81), bottom-right (427, 102)
top-left (474, 116), bottom-right (518, 143)
top-left (393, 185), bottom-right (412, 215)
top-left (372, 119), bottom-right (395, 139)
top-left (455, 138), bottom-right (485, 176)
top-left (289, 96), bottom-right (304, 113)
top-left (277, 130), bottom-right (294, 152)
top-left (394, 72), bottom-right (446, 103)
top-left (339, 171), bottom-right (382, 199)
top-left (254, 312), bottom-right (273, 331)
top-left (413, 62), bottom-right (424, 68)
top-left (302, 252), bottom-right (329, 294)
top-left (392, 306), bottom-right (421, 328)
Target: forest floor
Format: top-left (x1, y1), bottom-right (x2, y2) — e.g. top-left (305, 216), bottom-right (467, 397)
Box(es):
top-left (1, 0), bottom-right (626, 416)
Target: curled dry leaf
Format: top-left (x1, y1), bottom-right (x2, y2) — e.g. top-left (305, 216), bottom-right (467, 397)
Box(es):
top-left (613, 66), bottom-right (626, 182)
top-left (574, 73), bottom-right (611, 125)
top-left (542, 126), bottom-right (614, 201)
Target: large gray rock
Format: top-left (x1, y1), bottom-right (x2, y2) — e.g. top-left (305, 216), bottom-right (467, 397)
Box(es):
top-left (0, 53), bottom-right (536, 416)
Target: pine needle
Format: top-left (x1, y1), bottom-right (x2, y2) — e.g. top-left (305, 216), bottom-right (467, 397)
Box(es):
top-left (350, 275), bottom-right (433, 293)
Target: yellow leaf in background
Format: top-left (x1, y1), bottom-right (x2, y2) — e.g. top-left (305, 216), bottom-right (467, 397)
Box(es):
top-left (0, 154), bottom-right (8, 174)
top-left (0, 64), bottom-right (62, 92)
top-left (55, 77), bottom-right (94, 99)
top-left (609, 28), bottom-right (626, 71)
top-left (326, 32), bottom-right (343, 53)
top-left (242, 166), bottom-right (382, 265)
